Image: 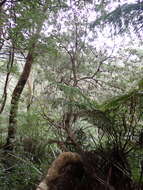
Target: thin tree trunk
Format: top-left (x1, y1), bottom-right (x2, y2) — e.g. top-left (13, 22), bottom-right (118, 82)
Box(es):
top-left (0, 46), bottom-right (14, 114)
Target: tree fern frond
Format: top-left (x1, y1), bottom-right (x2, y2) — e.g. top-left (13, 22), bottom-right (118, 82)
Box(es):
top-left (100, 89), bottom-right (139, 111)
top-left (91, 2), bottom-right (143, 34)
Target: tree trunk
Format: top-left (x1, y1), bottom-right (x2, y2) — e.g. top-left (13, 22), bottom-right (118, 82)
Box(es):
top-left (4, 46), bottom-right (35, 151)
top-left (0, 46), bottom-right (15, 114)
top-left (4, 4), bottom-right (48, 151)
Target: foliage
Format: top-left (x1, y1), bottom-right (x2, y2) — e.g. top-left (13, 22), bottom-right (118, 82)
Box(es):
top-left (0, 159), bottom-right (40, 190)
top-left (91, 1), bottom-right (143, 34)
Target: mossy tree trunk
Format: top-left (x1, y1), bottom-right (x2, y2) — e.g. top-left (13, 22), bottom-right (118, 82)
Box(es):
top-left (4, 5), bottom-right (48, 151)
top-left (4, 47), bottom-right (35, 151)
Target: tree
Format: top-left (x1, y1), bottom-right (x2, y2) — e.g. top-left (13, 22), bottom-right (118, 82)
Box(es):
top-left (3, 0), bottom-right (49, 151)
